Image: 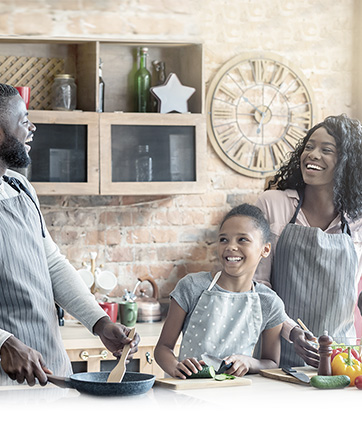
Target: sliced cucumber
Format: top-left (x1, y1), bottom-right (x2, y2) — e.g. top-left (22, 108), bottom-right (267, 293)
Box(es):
top-left (310, 375), bottom-right (350, 389)
top-left (187, 365), bottom-right (216, 379)
top-left (215, 373), bottom-right (235, 381)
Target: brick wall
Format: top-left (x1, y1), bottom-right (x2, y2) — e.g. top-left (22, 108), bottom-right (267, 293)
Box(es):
top-left (1, 0), bottom-right (357, 298)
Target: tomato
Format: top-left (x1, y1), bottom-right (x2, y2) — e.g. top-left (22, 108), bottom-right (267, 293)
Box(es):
top-left (355, 375), bottom-right (362, 389)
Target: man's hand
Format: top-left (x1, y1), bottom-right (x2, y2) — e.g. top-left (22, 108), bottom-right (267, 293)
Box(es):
top-left (290, 326), bottom-right (319, 368)
top-left (93, 316), bottom-right (140, 359)
top-left (0, 336), bottom-right (51, 386)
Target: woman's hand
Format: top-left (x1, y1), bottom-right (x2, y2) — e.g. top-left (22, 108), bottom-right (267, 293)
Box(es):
top-left (222, 355), bottom-right (251, 377)
top-left (290, 326), bottom-right (319, 368)
top-left (173, 357), bottom-right (204, 379)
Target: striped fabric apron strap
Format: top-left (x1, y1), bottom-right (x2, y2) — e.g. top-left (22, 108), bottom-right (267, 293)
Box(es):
top-left (2, 175), bottom-right (45, 237)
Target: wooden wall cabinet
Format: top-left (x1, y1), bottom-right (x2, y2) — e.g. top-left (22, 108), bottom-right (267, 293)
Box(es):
top-left (1, 36), bottom-right (206, 195)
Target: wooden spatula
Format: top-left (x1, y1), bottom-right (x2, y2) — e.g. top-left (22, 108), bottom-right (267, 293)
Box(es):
top-left (107, 327), bottom-right (136, 383)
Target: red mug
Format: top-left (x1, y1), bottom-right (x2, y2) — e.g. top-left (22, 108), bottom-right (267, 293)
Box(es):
top-left (98, 301), bottom-right (119, 323)
top-left (15, 86), bottom-right (31, 109)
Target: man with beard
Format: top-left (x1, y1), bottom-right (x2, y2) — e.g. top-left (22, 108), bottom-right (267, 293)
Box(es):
top-left (0, 84), bottom-right (139, 386)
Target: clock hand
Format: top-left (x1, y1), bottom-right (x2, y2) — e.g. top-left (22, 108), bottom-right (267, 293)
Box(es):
top-left (265, 89), bottom-right (280, 110)
top-left (257, 90), bottom-right (280, 134)
top-left (242, 96), bottom-right (263, 114)
top-left (256, 111), bottom-right (266, 134)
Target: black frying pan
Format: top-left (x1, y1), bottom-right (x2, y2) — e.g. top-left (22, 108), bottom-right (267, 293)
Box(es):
top-left (47, 371), bottom-right (155, 396)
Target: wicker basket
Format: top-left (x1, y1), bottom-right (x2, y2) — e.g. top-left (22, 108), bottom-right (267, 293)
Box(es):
top-left (0, 55), bottom-right (65, 110)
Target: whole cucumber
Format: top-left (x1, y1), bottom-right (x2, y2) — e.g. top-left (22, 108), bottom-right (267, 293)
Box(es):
top-left (187, 365), bottom-right (216, 379)
top-left (310, 375), bottom-right (350, 389)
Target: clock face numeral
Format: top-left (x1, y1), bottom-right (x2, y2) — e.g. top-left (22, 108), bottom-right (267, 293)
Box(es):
top-left (272, 141), bottom-right (292, 166)
top-left (253, 146), bottom-right (273, 170)
top-left (219, 83), bottom-right (238, 101)
top-left (207, 53), bottom-right (315, 178)
top-left (284, 79), bottom-right (309, 100)
top-left (284, 125), bottom-right (306, 144)
top-left (230, 141), bottom-right (248, 161)
top-left (213, 107), bottom-right (235, 119)
top-left (270, 63), bottom-right (290, 88)
top-left (215, 126), bottom-right (241, 152)
top-left (290, 109), bottom-right (312, 127)
top-left (250, 59), bottom-right (266, 83)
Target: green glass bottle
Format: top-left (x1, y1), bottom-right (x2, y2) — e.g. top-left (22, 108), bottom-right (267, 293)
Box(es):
top-left (135, 47), bottom-right (151, 112)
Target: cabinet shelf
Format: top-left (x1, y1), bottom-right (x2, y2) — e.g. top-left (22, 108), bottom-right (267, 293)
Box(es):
top-left (2, 36), bottom-right (205, 196)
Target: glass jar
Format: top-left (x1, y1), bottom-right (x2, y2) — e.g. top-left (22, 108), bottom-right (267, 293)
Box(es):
top-left (51, 74), bottom-right (77, 111)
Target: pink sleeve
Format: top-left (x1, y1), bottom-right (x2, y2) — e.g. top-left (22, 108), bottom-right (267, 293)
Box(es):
top-left (254, 192), bottom-right (274, 288)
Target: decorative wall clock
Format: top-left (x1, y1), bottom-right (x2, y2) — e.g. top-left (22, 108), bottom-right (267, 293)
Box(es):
top-left (206, 52), bottom-right (316, 178)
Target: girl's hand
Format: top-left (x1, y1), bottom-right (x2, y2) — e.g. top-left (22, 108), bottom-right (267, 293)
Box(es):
top-left (223, 355), bottom-right (251, 377)
top-left (173, 358), bottom-right (204, 379)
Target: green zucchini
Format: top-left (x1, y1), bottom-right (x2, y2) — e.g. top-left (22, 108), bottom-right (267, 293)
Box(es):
top-left (187, 365), bottom-right (216, 379)
top-left (310, 375), bottom-right (350, 389)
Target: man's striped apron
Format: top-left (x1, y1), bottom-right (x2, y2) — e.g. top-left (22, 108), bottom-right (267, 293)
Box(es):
top-left (0, 185), bottom-right (72, 385)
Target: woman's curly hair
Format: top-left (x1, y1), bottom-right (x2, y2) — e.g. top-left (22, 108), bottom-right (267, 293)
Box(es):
top-left (267, 114), bottom-right (362, 221)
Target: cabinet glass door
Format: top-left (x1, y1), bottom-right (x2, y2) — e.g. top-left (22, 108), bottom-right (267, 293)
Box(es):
top-left (111, 125), bottom-right (195, 182)
top-left (30, 124), bottom-right (87, 183)
top-left (28, 111), bottom-right (99, 195)
top-left (100, 113), bottom-right (206, 195)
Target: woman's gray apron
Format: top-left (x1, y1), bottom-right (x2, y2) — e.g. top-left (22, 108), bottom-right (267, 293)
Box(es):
top-left (272, 192), bottom-right (358, 367)
top-left (0, 191), bottom-right (72, 385)
top-left (179, 271), bottom-right (263, 360)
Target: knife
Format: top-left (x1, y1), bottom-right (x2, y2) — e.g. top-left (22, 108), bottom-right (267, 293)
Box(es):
top-left (282, 366), bottom-right (310, 384)
top-left (201, 353), bottom-right (232, 374)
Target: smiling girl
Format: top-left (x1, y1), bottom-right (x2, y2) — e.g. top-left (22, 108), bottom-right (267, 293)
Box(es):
top-left (155, 204), bottom-right (287, 379)
top-left (255, 114), bottom-right (362, 368)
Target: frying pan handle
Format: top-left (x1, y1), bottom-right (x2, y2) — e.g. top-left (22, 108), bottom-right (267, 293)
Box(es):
top-left (46, 374), bottom-right (73, 389)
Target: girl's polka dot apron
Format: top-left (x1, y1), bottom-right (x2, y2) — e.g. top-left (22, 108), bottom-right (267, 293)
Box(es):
top-left (179, 271), bottom-right (263, 360)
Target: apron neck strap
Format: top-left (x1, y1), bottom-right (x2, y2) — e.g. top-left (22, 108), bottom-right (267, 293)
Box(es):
top-left (289, 188), bottom-right (351, 236)
top-left (207, 271), bottom-right (222, 291)
top-left (207, 271), bottom-right (255, 292)
top-left (2, 175), bottom-right (45, 238)
top-left (289, 188), bottom-right (304, 224)
top-left (340, 212), bottom-right (352, 236)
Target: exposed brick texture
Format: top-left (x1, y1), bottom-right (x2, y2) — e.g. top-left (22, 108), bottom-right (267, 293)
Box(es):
top-left (3, 0), bottom-right (357, 299)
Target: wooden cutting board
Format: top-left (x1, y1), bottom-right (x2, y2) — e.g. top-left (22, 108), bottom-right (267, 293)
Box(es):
top-left (259, 366), bottom-right (317, 384)
top-left (155, 376), bottom-right (252, 390)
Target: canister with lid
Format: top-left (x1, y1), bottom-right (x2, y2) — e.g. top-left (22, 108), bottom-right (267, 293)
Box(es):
top-left (51, 74), bottom-right (77, 111)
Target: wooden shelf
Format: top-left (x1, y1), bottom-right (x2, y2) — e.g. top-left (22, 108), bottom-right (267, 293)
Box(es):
top-left (2, 36), bottom-right (206, 196)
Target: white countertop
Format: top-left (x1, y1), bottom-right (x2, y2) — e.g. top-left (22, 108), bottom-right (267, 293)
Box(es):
top-left (1, 373), bottom-right (361, 431)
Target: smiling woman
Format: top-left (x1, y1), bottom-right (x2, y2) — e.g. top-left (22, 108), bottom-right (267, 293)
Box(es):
top-left (254, 114), bottom-right (362, 368)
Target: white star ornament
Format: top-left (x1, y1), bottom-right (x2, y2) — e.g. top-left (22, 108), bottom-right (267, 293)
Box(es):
top-left (150, 73), bottom-right (195, 114)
